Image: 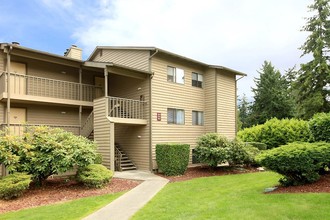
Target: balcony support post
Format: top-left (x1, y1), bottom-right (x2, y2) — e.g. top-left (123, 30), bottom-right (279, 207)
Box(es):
top-left (104, 67), bottom-right (108, 97)
top-left (79, 67), bottom-right (82, 134)
top-left (6, 45), bottom-right (12, 131)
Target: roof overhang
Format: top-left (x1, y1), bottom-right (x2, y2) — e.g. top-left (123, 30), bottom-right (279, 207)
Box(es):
top-left (0, 43), bottom-right (83, 67)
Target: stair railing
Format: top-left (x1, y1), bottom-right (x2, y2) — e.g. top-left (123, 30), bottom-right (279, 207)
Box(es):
top-left (80, 111), bottom-right (94, 138)
top-left (115, 147), bottom-right (123, 171)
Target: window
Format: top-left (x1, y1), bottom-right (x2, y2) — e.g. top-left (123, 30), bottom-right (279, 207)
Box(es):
top-left (192, 72), bottom-right (203, 88)
top-left (192, 111), bottom-right (204, 125)
top-left (167, 66), bottom-right (184, 84)
top-left (167, 108), bottom-right (185, 124)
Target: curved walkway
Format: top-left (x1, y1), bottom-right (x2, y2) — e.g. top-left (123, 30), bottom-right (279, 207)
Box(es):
top-left (83, 170), bottom-right (169, 220)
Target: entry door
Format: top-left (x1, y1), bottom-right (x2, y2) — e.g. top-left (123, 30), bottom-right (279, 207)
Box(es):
top-left (95, 76), bottom-right (105, 98)
top-left (10, 62), bottom-right (27, 95)
top-left (9, 108), bottom-right (26, 135)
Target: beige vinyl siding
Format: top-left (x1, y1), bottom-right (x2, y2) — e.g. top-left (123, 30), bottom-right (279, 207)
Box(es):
top-left (93, 49), bottom-right (150, 71)
top-left (94, 98), bottom-right (111, 168)
top-left (204, 69), bottom-right (216, 133)
top-left (150, 56), bottom-right (206, 168)
top-left (217, 71), bottom-right (236, 139)
top-left (109, 74), bottom-right (150, 170)
top-left (0, 103), bottom-right (4, 124)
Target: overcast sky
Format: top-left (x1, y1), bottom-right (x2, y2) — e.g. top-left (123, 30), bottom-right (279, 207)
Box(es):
top-left (0, 0), bottom-right (313, 99)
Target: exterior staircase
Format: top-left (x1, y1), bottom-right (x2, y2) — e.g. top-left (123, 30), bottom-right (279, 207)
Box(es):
top-left (115, 144), bottom-right (137, 171)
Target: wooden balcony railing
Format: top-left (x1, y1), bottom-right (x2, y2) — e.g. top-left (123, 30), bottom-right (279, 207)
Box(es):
top-left (108, 96), bottom-right (146, 120)
top-left (0, 72), bottom-right (102, 102)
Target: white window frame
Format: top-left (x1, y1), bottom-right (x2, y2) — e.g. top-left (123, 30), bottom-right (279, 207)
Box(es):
top-left (192, 110), bottom-right (204, 126)
top-left (192, 72), bottom-right (203, 88)
top-left (167, 66), bottom-right (185, 84)
top-left (167, 108), bottom-right (185, 125)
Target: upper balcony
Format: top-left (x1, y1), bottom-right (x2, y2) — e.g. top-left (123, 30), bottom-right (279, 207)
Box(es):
top-left (0, 72), bottom-right (103, 106)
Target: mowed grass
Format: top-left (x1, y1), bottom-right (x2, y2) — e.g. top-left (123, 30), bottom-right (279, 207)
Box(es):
top-left (0, 192), bottom-right (124, 220)
top-left (132, 172), bottom-right (330, 220)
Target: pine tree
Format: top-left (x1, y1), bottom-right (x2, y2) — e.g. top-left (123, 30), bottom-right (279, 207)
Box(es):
top-left (250, 61), bottom-right (293, 125)
top-left (238, 94), bottom-right (251, 129)
top-left (297, 0), bottom-right (330, 119)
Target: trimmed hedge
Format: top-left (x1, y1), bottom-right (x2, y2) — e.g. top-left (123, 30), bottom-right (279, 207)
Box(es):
top-left (76, 164), bottom-right (113, 188)
top-left (309, 112), bottom-right (330, 142)
top-left (256, 142), bottom-right (330, 186)
top-left (0, 173), bottom-right (32, 200)
top-left (238, 118), bottom-right (312, 149)
top-left (156, 144), bottom-right (190, 176)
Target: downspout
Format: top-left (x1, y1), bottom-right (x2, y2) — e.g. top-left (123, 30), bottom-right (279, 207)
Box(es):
top-left (6, 45), bottom-right (13, 131)
top-left (148, 49), bottom-right (158, 172)
top-left (235, 75), bottom-right (245, 134)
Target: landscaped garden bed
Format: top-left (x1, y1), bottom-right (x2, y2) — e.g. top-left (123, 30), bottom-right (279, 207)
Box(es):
top-left (0, 177), bottom-right (141, 214)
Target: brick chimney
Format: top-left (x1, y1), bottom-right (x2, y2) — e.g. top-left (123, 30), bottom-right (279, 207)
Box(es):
top-left (64, 45), bottom-right (82, 60)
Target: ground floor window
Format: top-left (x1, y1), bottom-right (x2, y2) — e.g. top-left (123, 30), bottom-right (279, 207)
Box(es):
top-left (167, 108), bottom-right (185, 125)
top-left (192, 111), bottom-right (204, 125)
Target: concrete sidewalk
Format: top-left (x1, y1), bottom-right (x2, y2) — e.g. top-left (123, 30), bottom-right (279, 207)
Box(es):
top-left (83, 170), bottom-right (169, 220)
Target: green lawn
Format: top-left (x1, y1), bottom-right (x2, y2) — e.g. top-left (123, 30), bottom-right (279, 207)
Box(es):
top-left (132, 172), bottom-right (330, 220)
top-left (0, 192), bottom-right (124, 220)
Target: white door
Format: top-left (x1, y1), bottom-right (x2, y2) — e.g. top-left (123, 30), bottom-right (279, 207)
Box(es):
top-left (95, 76), bottom-right (105, 98)
top-left (10, 62), bottom-right (26, 95)
top-left (8, 108), bottom-right (26, 136)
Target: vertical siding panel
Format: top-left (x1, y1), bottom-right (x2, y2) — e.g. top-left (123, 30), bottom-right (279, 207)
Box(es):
top-left (217, 71), bottom-right (236, 139)
top-left (94, 98), bottom-right (111, 168)
top-left (204, 69), bottom-right (216, 133)
top-left (92, 50), bottom-right (150, 71)
top-left (150, 56), bottom-right (206, 169)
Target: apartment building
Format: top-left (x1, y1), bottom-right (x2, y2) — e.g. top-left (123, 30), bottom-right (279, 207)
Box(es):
top-left (0, 43), bottom-right (245, 174)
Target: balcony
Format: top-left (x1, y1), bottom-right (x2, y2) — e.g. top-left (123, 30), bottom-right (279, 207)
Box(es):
top-left (0, 124), bottom-right (81, 136)
top-left (0, 72), bottom-right (103, 106)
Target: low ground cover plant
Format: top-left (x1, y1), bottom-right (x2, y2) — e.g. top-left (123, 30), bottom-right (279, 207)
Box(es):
top-left (76, 164), bottom-right (113, 188)
top-left (0, 172), bottom-right (32, 200)
top-left (256, 142), bottom-right (330, 186)
top-left (156, 144), bottom-right (190, 176)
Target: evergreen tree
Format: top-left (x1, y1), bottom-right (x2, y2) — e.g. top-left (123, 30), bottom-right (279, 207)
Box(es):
top-left (297, 0), bottom-right (330, 119)
top-left (250, 61), bottom-right (293, 125)
top-left (238, 94), bottom-right (251, 129)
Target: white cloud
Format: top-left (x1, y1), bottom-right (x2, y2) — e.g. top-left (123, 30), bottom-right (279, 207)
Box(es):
top-left (69, 0), bottom-right (313, 98)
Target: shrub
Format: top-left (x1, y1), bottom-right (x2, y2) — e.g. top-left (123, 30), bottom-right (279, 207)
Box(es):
top-left (245, 142), bottom-right (267, 150)
top-left (0, 173), bottom-right (32, 200)
top-left (227, 141), bottom-right (260, 166)
top-left (256, 142), bottom-right (330, 186)
top-left (76, 164), bottom-right (113, 188)
top-left (309, 112), bottom-right (330, 142)
top-left (0, 126), bottom-right (97, 185)
top-left (94, 153), bottom-right (103, 164)
top-left (156, 144), bottom-right (190, 176)
top-left (238, 118), bottom-right (312, 149)
top-left (194, 133), bottom-right (230, 168)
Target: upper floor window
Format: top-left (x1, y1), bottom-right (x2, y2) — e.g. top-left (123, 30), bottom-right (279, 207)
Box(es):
top-left (167, 66), bottom-right (184, 84)
top-left (192, 72), bottom-right (203, 88)
top-left (167, 108), bottom-right (185, 125)
top-left (192, 110), bottom-right (204, 125)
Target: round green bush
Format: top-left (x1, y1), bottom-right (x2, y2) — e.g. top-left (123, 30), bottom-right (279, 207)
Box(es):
top-left (256, 142), bottom-right (330, 186)
top-left (238, 118), bottom-right (312, 149)
top-left (194, 133), bottom-right (230, 168)
top-left (156, 144), bottom-right (190, 176)
top-left (309, 112), bottom-right (330, 142)
top-left (0, 173), bottom-right (32, 200)
top-left (76, 164), bottom-right (113, 188)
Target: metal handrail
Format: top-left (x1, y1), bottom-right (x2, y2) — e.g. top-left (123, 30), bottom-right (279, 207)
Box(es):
top-left (115, 147), bottom-right (123, 171)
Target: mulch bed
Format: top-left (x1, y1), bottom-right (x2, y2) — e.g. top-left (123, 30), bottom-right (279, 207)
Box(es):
top-left (1, 166), bottom-right (329, 214)
top-left (0, 178), bottom-right (141, 214)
